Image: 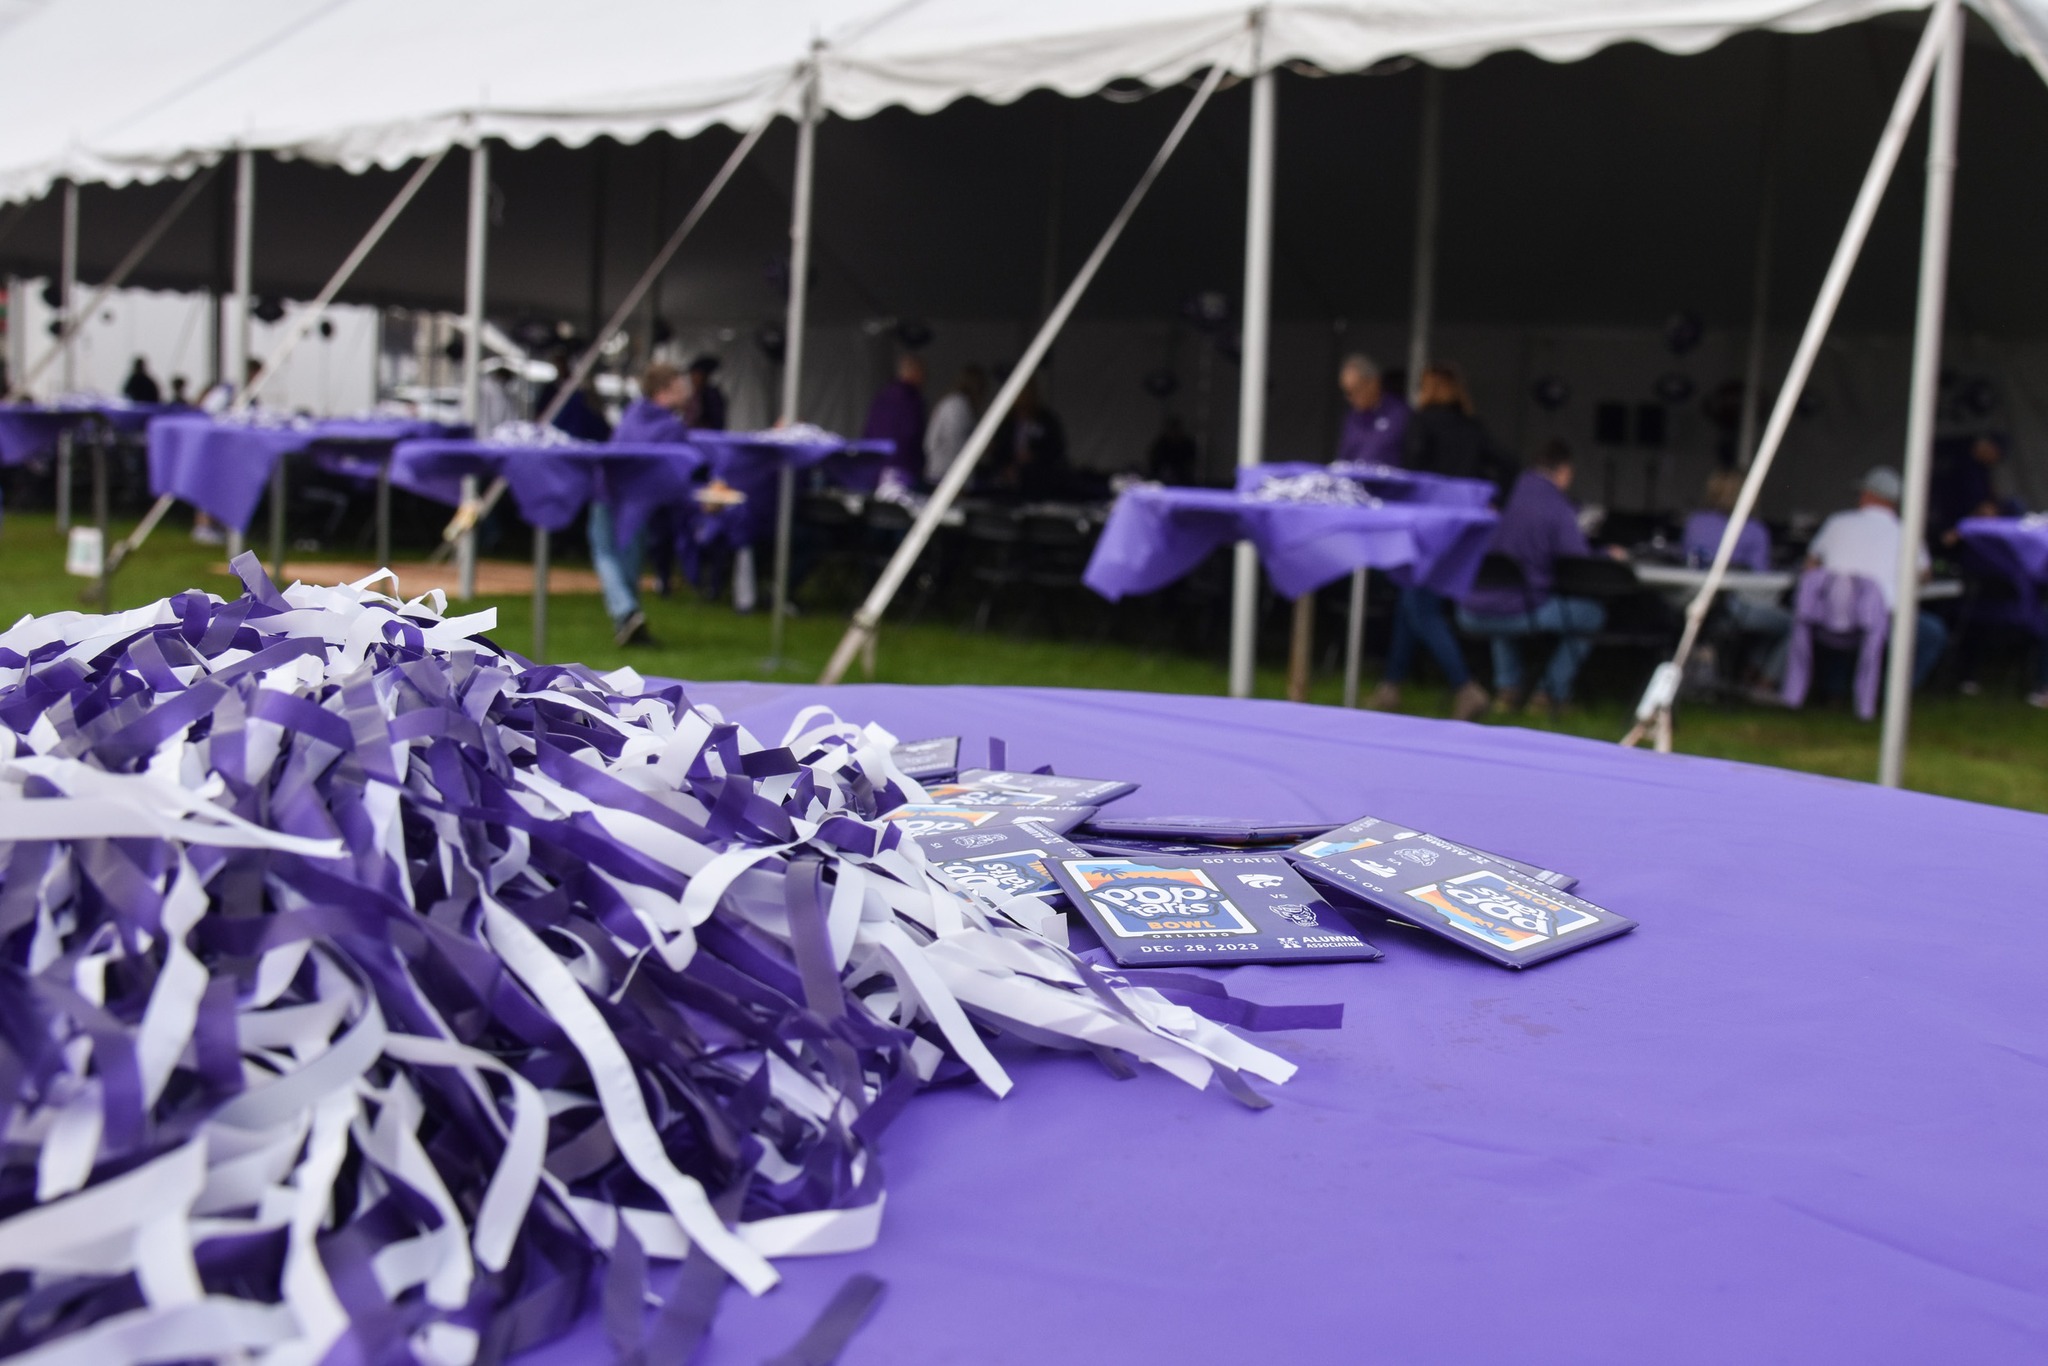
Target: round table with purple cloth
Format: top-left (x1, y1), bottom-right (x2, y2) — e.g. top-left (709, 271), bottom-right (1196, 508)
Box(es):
top-left (149, 414), bottom-right (463, 532)
top-left (1236, 460), bottom-right (1496, 508)
top-left (0, 399), bottom-right (170, 464)
top-left (1084, 485), bottom-right (1498, 601)
top-left (686, 432), bottom-right (895, 550)
top-left (1957, 517), bottom-right (2048, 593)
top-left (514, 680), bottom-right (2048, 1365)
top-left (388, 436), bottom-right (710, 543)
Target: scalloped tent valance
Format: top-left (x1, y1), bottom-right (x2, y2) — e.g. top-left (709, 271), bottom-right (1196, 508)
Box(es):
top-left (0, 0), bottom-right (2042, 203)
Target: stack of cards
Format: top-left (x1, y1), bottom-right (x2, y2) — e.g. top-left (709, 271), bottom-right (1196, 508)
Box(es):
top-left (889, 736), bottom-right (960, 782)
top-left (880, 803), bottom-right (1095, 837)
top-left (931, 768), bottom-right (1138, 807)
top-left (916, 821), bottom-right (1090, 901)
top-left (1048, 851), bottom-right (1380, 967)
top-left (1288, 817), bottom-right (1633, 968)
top-left (1081, 815), bottom-right (1335, 846)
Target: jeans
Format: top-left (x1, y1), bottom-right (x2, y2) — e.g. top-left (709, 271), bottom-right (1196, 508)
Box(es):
top-left (587, 501), bottom-right (642, 625)
top-left (1456, 596), bottom-right (1606, 701)
top-left (1725, 593), bottom-right (1794, 684)
top-left (1384, 586), bottom-right (1470, 688)
top-left (1911, 609), bottom-right (1947, 689)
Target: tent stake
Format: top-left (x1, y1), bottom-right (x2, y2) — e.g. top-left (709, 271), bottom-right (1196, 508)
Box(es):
top-left (1622, 1), bottom-right (1951, 752)
top-left (1879, 0), bottom-right (1962, 789)
top-left (821, 48), bottom-right (1238, 685)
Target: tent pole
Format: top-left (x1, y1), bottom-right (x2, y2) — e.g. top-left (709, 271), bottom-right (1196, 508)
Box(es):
top-left (458, 140), bottom-right (490, 599)
top-left (819, 54), bottom-right (1236, 685)
top-left (1229, 19), bottom-right (1275, 701)
top-left (1621, 3), bottom-right (1950, 751)
top-left (771, 53), bottom-right (820, 671)
top-left (224, 150), bottom-right (255, 563)
top-left (58, 180), bottom-right (77, 395)
top-left (1405, 66), bottom-right (1442, 402)
top-left (1880, 0), bottom-right (1962, 789)
top-left (443, 93), bottom-right (788, 548)
top-left (1737, 195), bottom-right (1772, 466)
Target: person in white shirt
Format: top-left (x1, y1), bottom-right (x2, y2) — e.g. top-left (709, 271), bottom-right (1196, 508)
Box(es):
top-left (923, 365), bottom-right (987, 487)
top-left (1807, 466), bottom-right (1947, 687)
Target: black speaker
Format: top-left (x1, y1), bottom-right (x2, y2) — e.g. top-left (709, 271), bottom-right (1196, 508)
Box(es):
top-left (1594, 402), bottom-right (1628, 445)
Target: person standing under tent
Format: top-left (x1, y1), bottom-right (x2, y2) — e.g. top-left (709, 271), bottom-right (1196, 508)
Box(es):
top-left (1333, 353), bottom-right (1409, 468)
top-left (539, 348), bottom-right (611, 443)
top-left (475, 359), bottom-right (520, 435)
top-left (1364, 356), bottom-right (1486, 720)
top-left (991, 375), bottom-right (1069, 499)
top-left (925, 365), bottom-right (987, 487)
top-left (122, 356), bottom-right (161, 404)
top-left (862, 352), bottom-right (926, 490)
top-left (1804, 466), bottom-right (1947, 689)
top-left (1145, 413), bottom-right (1198, 485)
top-left (1931, 433), bottom-right (2013, 546)
top-left (1406, 361), bottom-right (1518, 495)
top-left (591, 361), bottom-right (690, 648)
top-left (168, 376), bottom-right (192, 408)
top-left (685, 355), bottom-right (728, 431)
top-left (1456, 441), bottom-right (1610, 716)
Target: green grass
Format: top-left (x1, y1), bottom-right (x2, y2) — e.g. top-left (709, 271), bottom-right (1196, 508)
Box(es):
top-left (12, 511), bottom-right (2047, 814)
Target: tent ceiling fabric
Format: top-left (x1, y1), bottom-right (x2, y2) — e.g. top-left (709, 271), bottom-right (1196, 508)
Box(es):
top-left (4, 21), bottom-right (2046, 336)
top-left (0, 0), bottom-right (2040, 203)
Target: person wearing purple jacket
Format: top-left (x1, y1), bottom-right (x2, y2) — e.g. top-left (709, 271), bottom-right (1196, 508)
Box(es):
top-left (1333, 353), bottom-right (1410, 468)
top-left (1456, 441), bottom-right (1609, 714)
top-left (590, 361), bottom-right (691, 648)
top-left (862, 352), bottom-right (927, 488)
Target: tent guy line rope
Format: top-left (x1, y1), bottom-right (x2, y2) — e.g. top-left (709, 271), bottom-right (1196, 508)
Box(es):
top-left (819, 33), bottom-right (1243, 685)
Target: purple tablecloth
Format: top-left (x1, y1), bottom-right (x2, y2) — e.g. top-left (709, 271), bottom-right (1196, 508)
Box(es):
top-left (1958, 517), bottom-right (2048, 587)
top-left (148, 415), bottom-right (461, 531)
top-left (517, 681), bottom-right (2048, 1366)
top-left (388, 437), bottom-right (708, 541)
top-left (689, 431), bottom-right (895, 547)
top-left (0, 400), bottom-right (170, 464)
top-left (1086, 486), bottom-right (1497, 600)
top-left (1239, 460), bottom-right (1496, 508)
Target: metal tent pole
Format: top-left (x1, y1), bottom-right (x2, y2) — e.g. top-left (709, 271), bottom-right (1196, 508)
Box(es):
top-left (225, 150), bottom-right (255, 562)
top-left (1405, 66), bottom-right (1443, 401)
top-left (820, 52), bottom-right (1236, 685)
top-left (458, 141), bottom-right (490, 599)
top-left (1880, 0), bottom-right (1963, 789)
top-left (58, 180), bottom-right (77, 395)
top-left (1622, 3), bottom-right (1950, 751)
top-left (772, 55), bottom-right (820, 670)
top-left (1228, 24), bottom-right (1276, 701)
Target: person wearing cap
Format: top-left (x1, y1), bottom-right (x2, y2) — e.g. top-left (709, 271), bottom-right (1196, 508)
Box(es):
top-left (1805, 466), bottom-right (1947, 688)
top-left (685, 354), bottom-right (728, 431)
top-left (1334, 353), bottom-right (1409, 468)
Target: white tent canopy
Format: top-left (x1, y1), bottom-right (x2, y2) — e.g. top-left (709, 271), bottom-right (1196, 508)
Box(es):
top-left (0, 0), bottom-right (2044, 200)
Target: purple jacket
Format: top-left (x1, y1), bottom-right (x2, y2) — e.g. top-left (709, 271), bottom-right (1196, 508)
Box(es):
top-left (862, 379), bottom-right (926, 481)
top-left (1682, 511), bottom-right (1770, 571)
top-left (1463, 470), bottom-right (1591, 615)
top-left (612, 398), bottom-right (689, 446)
top-left (1335, 394), bottom-right (1411, 468)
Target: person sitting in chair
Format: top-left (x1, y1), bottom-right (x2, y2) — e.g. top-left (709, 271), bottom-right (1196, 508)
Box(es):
top-left (1804, 466), bottom-right (1946, 690)
top-left (1455, 441), bottom-right (1608, 716)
